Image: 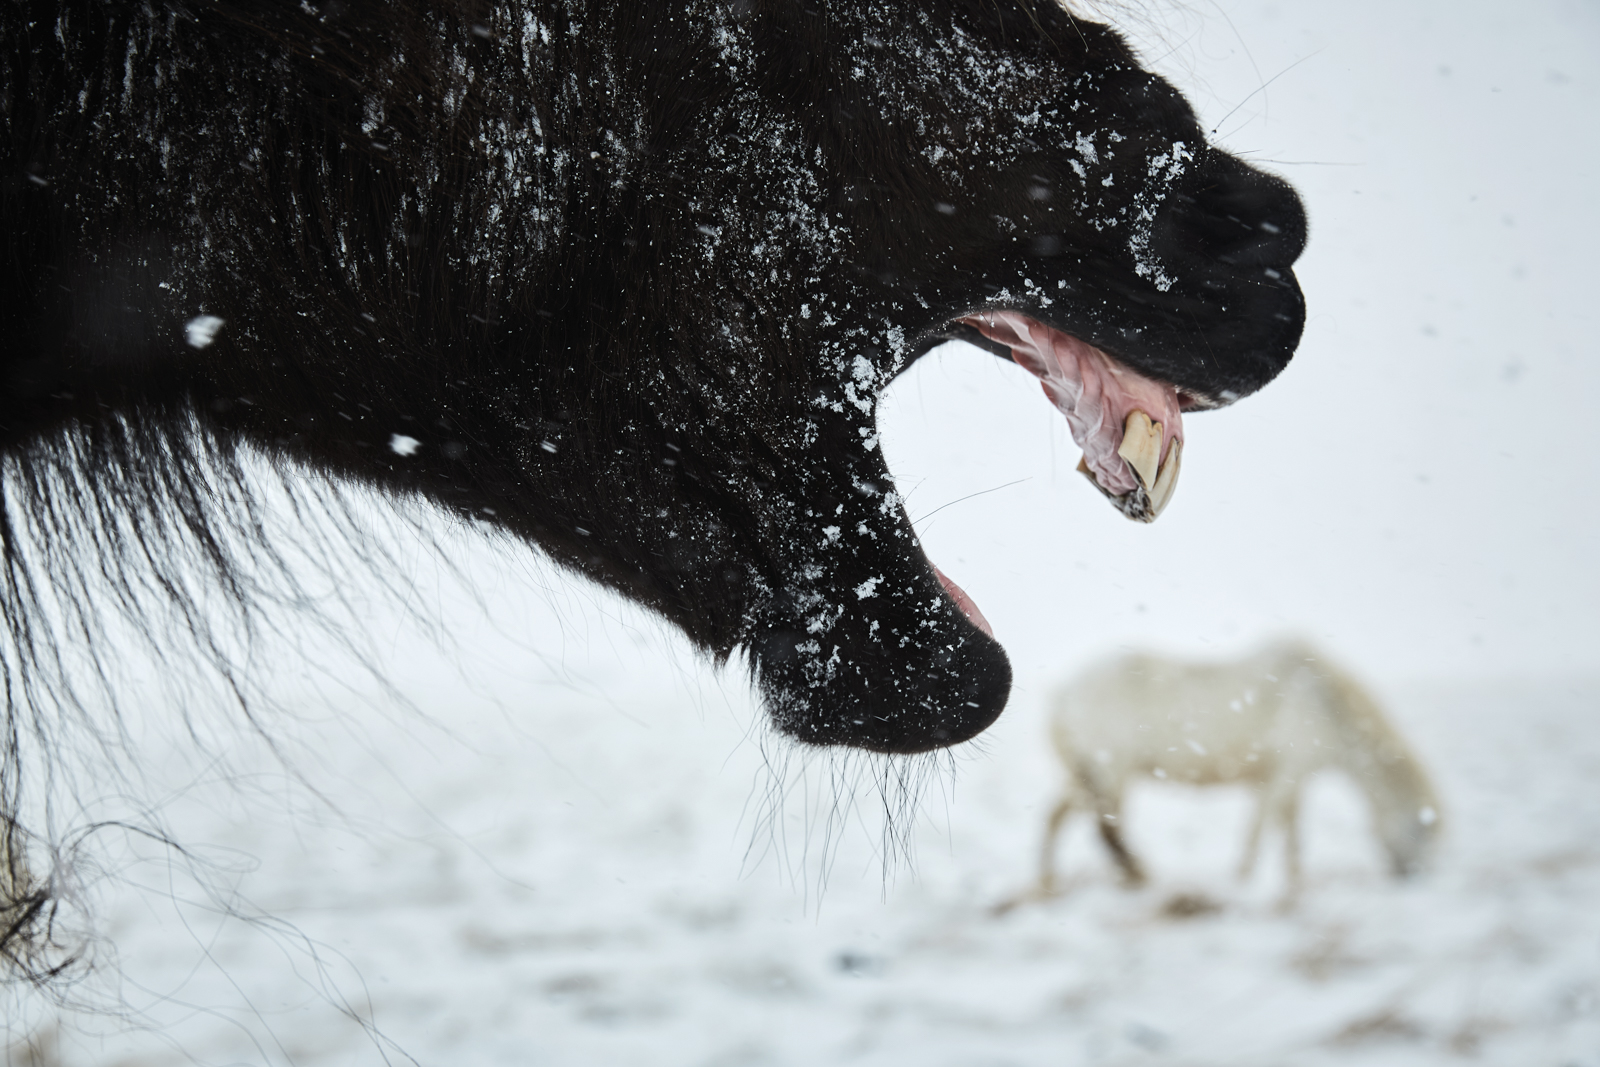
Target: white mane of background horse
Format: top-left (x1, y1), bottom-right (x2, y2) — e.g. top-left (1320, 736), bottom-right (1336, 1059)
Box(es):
top-left (1032, 640), bottom-right (1441, 899)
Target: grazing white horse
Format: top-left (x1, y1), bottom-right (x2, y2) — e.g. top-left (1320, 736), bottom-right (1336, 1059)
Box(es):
top-left (1033, 641), bottom-right (1441, 897)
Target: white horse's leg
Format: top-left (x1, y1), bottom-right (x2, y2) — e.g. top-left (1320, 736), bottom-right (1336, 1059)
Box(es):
top-left (1250, 771), bottom-right (1303, 904)
top-left (1038, 792), bottom-right (1074, 895)
top-left (1094, 791), bottom-right (1146, 888)
top-left (990, 789), bottom-right (1077, 915)
top-left (1279, 786), bottom-right (1304, 895)
top-left (1238, 783), bottom-right (1268, 881)
top-left (1253, 779), bottom-right (1305, 910)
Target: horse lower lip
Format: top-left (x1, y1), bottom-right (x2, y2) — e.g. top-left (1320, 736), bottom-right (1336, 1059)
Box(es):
top-left (932, 565), bottom-right (992, 637)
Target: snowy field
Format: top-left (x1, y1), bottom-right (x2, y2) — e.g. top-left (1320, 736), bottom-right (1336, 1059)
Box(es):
top-left (6, 0), bottom-right (1600, 1064)
top-left (8, 660), bottom-right (1600, 1067)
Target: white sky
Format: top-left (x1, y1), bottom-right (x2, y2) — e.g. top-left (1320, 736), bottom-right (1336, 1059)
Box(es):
top-left (879, 0), bottom-right (1600, 690)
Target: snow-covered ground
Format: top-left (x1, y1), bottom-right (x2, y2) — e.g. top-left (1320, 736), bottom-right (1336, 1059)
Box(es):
top-left (6, 0), bottom-right (1599, 1063)
top-left (9, 657), bottom-right (1599, 1066)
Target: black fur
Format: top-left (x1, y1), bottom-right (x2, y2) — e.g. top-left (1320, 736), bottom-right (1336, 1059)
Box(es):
top-left (2, 2), bottom-right (1304, 782)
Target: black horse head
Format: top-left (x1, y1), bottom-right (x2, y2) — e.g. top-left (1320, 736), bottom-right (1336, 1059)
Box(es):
top-left (3, 0), bottom-right (1305, 755)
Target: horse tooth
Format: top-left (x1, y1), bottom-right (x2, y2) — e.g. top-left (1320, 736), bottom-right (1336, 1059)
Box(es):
top-left (1116, 411), bottom-right (1162, 489)
top-left (1148, 436), bottom-right (1182, 516)
top-left (1078, 456), bottom-right (1157, 522)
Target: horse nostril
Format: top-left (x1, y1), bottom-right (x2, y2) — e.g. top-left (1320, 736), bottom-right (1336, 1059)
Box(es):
top-left (1157, 155), bottom-right (1308, 270)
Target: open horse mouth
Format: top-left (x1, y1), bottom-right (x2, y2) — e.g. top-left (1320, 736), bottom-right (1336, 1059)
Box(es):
top-left (925, 310), bottom-right (1189, 638)
top-left (962, 310), bottom-right (1186, 521)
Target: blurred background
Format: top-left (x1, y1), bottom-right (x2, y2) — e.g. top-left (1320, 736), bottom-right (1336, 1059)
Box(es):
top-left (6, 0), bottom-right (1598, 1063)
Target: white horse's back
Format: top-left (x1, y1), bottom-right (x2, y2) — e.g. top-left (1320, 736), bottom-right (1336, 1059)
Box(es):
top-left (1051, 641), bottom-right (1326, 787)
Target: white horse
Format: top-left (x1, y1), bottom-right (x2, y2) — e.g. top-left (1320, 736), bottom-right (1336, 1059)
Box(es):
top-left (1032, 641), bottom-right (1441, 898)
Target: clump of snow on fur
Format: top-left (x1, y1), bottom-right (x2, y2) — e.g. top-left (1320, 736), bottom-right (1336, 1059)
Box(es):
top-left (183, 315), bottom-right (224, 349)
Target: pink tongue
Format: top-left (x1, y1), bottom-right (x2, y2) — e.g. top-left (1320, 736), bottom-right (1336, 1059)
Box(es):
top-left (933, 565), bottom-right (994, 637)
top-left (961, 311), bottom-right (1183, 497)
